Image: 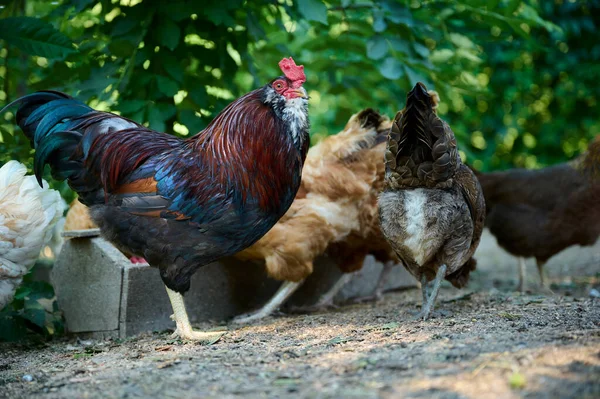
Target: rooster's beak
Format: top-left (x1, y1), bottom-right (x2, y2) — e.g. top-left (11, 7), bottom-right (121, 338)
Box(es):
top-left (291, 87), bottom-right (308, 99)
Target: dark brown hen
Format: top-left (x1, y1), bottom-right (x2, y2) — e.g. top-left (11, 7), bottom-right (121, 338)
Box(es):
top-left (379, 83), bottom-right (485, 320)
top-left (476, 136), bottom-right (600, 292)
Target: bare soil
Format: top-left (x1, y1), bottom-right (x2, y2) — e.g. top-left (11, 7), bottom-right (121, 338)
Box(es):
top-left (1, 249), bottom-right (599, 399)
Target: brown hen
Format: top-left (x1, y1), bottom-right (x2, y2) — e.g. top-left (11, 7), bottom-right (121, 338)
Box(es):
top-left (233, 109), bottom-right (400, 323)
top-left (475, 135), bottom-right (600, 292)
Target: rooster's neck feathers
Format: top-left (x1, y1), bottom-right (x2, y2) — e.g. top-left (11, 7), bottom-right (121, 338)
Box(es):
top-left (183, 85), bottom-right (309, 212)
top-left (261, 84), bottom-right (309, 150)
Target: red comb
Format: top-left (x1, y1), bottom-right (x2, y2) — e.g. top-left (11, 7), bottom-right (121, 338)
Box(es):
top-left (279, 57), bottom-right (306, 88)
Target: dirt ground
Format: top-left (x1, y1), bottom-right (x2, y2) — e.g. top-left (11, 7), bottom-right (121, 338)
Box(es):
top-left (1, 245), bottom-right (599, 398)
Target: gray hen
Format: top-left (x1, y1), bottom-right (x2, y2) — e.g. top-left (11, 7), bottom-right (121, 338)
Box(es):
top-left (378, 83), bottom-right (485, 320)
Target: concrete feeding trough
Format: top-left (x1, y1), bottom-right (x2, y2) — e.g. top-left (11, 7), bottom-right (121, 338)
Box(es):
top-left (53, 230), bottom-right (417, 338)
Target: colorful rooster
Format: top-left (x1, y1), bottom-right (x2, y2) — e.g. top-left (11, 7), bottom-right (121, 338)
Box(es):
top-left (3, 57), bottom-right (310, 341)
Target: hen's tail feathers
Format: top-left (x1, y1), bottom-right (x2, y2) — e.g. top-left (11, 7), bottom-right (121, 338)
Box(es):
top-left (445, 257), bottom-right (477, 289)
top-left (385, 82), bottom-right (459, 189)
top-left (354, 108), bottom-right (390, 147)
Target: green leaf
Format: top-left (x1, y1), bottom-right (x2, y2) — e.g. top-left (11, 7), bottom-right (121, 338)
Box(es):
top-left (449, 33), bottom-right (475, 49)
top-left (162, 53), bottom-right (185, 83)
top-left (373, 10), bottom-right (387, 33)
top-left (188, 87), bottom-right (208, 107)
top-left (107, 38), bottom-right (137, 58)
top-left (0, 17), bottom-right (75, 59)
top-left (367, 36), bottom-right (388, 60)
top-left (155, 75), bottom-right (179, 97)
top-left (297, 0), bottom-right (328, 25)
top-left (431, 49), bottom-right (454, 63)
top-left (412, 42), bottom-right (430, 58)
top-left (390, 38), bottom-right (410, 54)
top-left (21, 308), bottom-right (46, 329)
top-left (148, 102), bottom-right (177, 132)
top-left (180, 109), bottom-right (206, 134)
top-left (382, 2), bottom-right (413, 26)
top-left (379, 57), bottom-right (404, 80)
top-left (117, 100), bottom-right (148, 115)
top-left (156, 18), bottom-right (181, 51)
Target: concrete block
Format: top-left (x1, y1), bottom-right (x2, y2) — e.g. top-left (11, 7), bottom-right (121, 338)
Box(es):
top-left (52, 237), bottom-right (125, 333)
top-left (51, 236), bottom-right (417, 337)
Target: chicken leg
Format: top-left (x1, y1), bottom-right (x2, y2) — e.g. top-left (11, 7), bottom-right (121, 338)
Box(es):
top-left (166, 286), bottom-right (225, 343)
top-left (535, 259), bottom-right (554, 294)
top-left (517, 257), bottom-right (527, 293)
top-left (414, 264), bottom-right (447, 320)
top-left (350, 260), bottom-right (396, 304)
top-left (232, 280), bottom-right (303, 324)
top-left (291, 272), bottom-right (356, 313)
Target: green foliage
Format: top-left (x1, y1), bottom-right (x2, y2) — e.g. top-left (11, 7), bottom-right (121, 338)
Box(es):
top-left (0, 262), bottom-right (64, 342)
top-left (0, 16), bottom-right (75, 58)
top-left (1, 0), bottom-right (595, 175)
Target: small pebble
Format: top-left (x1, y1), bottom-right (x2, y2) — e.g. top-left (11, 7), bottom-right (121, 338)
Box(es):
top-left (22, 375), bottom-right (33, 382)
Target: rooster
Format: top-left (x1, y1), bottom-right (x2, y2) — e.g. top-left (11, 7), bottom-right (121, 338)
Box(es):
top-left (475, 136), bottom-right (600, 292)
top-left (0, 161), bottom-right (65, 309)
top-left (2, 57), bottom-right (310, 341)
top-left (379, 83), bottom-right (485, 320)
top-left (232, 109), bottom-right (400, 323)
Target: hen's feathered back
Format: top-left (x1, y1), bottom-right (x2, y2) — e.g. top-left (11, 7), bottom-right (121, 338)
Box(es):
top-left (0, 161), bottom-right (65, 309)
top-left (385, 83), bottom-right (459, 189)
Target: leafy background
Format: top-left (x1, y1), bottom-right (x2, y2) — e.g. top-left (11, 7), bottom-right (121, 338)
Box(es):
top-left (0, 0), bottom-right (598, 339)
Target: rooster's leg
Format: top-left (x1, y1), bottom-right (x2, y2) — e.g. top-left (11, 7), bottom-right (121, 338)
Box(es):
top-left (517, 257), bottom-right (527, 293)
top-left (232, 280), bottom-right (303, 324)
top-left (350, 261), bottom-right (396, 304)
top-left (165, 286), bottom-right (225, 343)
top-left (414, 264), bottom-right (447, 321)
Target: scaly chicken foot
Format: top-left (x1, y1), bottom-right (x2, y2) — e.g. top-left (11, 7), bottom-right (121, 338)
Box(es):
top-left (165, 286), bottom-right (225, 343)
top-left (414, 264), bottom-right (447, 321)
top-left (290, 272), bottom-right (356, 313)
top-left (232, 280), bottom-right (303, 324)
top-left (349, 261), bottom-right (395, 304)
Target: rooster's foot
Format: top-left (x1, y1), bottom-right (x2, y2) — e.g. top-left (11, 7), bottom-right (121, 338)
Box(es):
top-left (170, 324), bottom-right (225, 343)
top-left (165, 286), bottom-right (225, 343)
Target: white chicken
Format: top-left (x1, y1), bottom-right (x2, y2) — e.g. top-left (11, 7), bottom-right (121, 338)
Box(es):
top-left (0, 161), bottom-right (65, 309)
